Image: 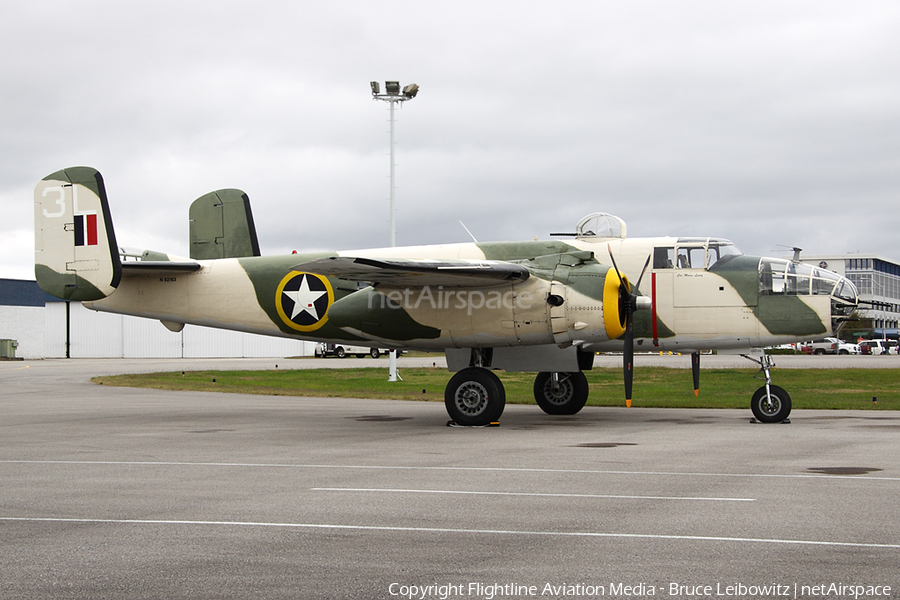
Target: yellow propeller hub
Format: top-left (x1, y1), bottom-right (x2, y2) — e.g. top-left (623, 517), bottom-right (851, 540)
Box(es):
top-left (603, 268), bottom-right (629, 340)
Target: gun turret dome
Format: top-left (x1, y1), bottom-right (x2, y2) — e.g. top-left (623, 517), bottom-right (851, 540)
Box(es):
top-left (575, 213), bottom-right (627, 240)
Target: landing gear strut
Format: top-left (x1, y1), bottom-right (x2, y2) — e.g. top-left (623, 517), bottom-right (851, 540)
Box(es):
top-left (742, 353), bottom-right (792, 423)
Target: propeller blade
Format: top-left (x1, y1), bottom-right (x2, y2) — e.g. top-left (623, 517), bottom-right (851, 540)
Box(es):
top-left (633, 255), bottom-right (651, 295)
top-left (624, 314), bottom-right (634, 407)
top-left (610, 244), bottom-right (634, 406)
top-left (691, 352), bottom-right (701, 397)
top-left (607, 244), bottom-right (623, 280)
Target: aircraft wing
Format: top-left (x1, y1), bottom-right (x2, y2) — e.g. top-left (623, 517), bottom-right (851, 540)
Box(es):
top-left (121, 261), bottom-right (202, 276)
top-left (292, 256), bottom-right (530, 287)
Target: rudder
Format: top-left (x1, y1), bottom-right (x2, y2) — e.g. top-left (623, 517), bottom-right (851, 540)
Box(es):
top-left (34, 166), bottom-right (121, 300)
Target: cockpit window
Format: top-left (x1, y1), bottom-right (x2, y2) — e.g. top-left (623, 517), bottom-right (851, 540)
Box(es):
top-left (653, 247), bottom-right (675, 269)
top-left (654, 240), bottom-right (742, 270)
top-left (707, 242), bottom-right (742, 269)
top-left (761, 260), bottom-right (805, 295)
top-left (833, 278), bottom-right (858, 305)
top-left (786, 262), bottom-right (811, 295)
top-left (679, 247), bottom-right (705, 269)
top-left (812, 268), bottom-right (841, 295)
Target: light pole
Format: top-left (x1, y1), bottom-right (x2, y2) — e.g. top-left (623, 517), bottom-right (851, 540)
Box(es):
top-left (370, 80), bottom-right (419, 381)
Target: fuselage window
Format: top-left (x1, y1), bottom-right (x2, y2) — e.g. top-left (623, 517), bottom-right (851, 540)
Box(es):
top-left (760, 260), bottom-right (786, 295)
top-left (785, 263), bottom-right (811, 296)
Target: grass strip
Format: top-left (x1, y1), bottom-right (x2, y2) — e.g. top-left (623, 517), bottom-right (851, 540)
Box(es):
top-left (93, 367), bottom-right (899, 411)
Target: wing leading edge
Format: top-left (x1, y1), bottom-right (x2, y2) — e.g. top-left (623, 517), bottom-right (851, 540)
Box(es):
top-left (292, 256), bottom-right (530, 288)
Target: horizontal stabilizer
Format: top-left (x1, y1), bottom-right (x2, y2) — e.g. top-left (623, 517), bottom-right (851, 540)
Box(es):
top-left (293, 256), bottom-right (530, 288)
top-left (121, 261), bottom-right (202, 276)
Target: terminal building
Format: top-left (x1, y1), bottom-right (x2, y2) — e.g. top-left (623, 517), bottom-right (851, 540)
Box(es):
top-left (800, 254), bottom-right (900, 340)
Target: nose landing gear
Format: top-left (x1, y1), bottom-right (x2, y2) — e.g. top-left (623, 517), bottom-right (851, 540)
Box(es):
top-left (742, 353), bottom-right (792, 423)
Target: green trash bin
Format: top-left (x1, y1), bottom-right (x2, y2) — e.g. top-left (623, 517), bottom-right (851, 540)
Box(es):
top-left (0, 339), bottom-right (18, 359)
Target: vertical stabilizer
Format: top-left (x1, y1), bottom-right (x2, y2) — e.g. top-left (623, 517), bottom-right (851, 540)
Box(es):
top-left (189, 189), bottom-right (260, 259)
top-left (34, 167), bottom-right (121, 300)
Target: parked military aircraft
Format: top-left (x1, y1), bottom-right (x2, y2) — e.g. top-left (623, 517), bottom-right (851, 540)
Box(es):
top-left (34, 167), bottom-right (859, 425)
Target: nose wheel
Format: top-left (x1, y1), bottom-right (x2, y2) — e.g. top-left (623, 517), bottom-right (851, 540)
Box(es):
top-left (742, 353), bottom-right (792, 423)
top-left (751, 384), bottom-right (791, 423)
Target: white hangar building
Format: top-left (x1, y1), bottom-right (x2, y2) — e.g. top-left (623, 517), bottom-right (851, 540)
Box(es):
top-left (0, 278), bottom-right (314, 360)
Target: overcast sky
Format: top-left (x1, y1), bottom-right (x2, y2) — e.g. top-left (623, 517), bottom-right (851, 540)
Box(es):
top-left (3, 1), bottom-right (899, 280)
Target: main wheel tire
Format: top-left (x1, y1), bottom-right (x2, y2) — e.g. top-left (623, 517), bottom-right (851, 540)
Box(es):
top-left (444, 368), bottom-right (506, 426)
top-left (370, 348), bottom-right (381, 358)
top-left (751, 385), bottom-right (791, 423)
top-left (533, 372), bottom-right (589, 415)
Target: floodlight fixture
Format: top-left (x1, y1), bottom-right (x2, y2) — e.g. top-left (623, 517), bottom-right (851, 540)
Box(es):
top-left (385, 80), bottom-right (401, 95)
top-left (402, 83), bottom-right (419, 98)
top-left (370, 81), bottom-right (380, 95)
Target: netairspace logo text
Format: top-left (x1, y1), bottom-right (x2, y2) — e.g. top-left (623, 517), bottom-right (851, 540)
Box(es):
top-left (369, 287), bottom-right (534, 316)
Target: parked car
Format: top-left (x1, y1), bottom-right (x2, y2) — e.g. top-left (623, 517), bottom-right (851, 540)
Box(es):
top-left (858, 340), bottom-right (898, 355)
top-left (836, 340), bottom-right (860, 355)
top-left (802, 337), bottom-right (860, 355)
top-left (315, 342), bottom-right (385, 358)
top-left (802, 337), bottom-right (839, 355)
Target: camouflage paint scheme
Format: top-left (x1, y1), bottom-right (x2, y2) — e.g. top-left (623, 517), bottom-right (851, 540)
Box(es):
top-left (34, 167), bottom-right (855, 358)
top-left (34, 167), bottom-right (859, 425)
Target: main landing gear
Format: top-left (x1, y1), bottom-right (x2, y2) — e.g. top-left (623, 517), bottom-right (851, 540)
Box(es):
top-left (742, 353), bottom-right (792, 423)
top-left (444, 368), bottom-right (506, 426)
top-left (533, 372), bottom-right (589, 415)
top-left (445, 368), bottom-right (591, 426)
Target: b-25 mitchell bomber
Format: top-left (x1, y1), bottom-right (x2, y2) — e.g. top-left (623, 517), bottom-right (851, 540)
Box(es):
top-left (34, 167), bottom-right (859, 426)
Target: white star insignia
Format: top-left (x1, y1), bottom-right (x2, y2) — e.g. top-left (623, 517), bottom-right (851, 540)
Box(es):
top-left (283, 275), bottom-right (327, 321)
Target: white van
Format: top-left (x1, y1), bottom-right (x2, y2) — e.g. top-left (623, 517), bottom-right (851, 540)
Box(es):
top-left (314, 343), bottom-right (385, 358)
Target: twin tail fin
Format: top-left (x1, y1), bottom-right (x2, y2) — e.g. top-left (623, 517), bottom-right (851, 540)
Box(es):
top-left (34, 167), bottom-right (121, 301)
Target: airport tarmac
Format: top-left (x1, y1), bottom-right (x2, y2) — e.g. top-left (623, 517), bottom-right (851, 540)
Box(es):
top-left (1, 358), bottom-right (899, 599)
